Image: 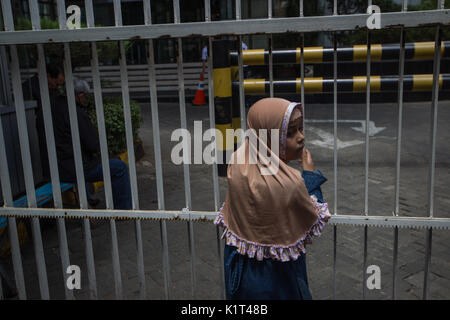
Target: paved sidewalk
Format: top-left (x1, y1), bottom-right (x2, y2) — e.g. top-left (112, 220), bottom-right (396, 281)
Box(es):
top-left (6, 100), bottom-right (450, 300)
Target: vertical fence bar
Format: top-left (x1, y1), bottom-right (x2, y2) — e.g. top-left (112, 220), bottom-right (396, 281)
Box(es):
top-left (393, 0), bottom-right (408, 300)
top-left (91, 42), bottom-right (126, 300)
top-left (0, 0), bottom-right (27, 301)
top-left (84, 7), bottom-right (115, 218)
top-left (178, 37), bottom-right (197, 298)
top-left (427, 21), bottom-right (442, 222)
top-left (365, 0), bottom-right (372, 207)
top-left (0, 46), bottom-right (13, 107)
top-left (268, 1), bottom-right (273, 98)
top-left (333, 225), bottom-right (337, 299)
top-left (204, 0), bottom-right (211, 22)
top-left (56, 0), bottom-right (98, 299)
top-left (63, 43), bottom-right (99, 299)
top-left (237, 39), bottom-right (246, 132)
top-left (332, 31), bottom-right (338, 300)
top-left (205, 2), bottom-right (224, 296)
top-left (113, 0), bottom-right (123, 27)
top-left (331, 0), bottom-right (338, 300)
top-left (89, 2), bottom-right (122, 297)
top-left (300, 34), bottom-right (304, 117)
top-left (150, 40), bottom-right (172, 300)
top-left (363, 1), bottom-right (372, 300)
top-left (394, 0), bottom-right (407, 218)
top-left (173, 0), bottom-right (197, 299)
top-left (269, 35), bottom-right (274, 98)
top-left (28, 0), bottom-right (40, 29)
top-left (144, 8), bottom-right (171, 297)
top-left (299, 0), bottom-right (305, 141)
top-left (423, 0), bottom-right (443, 296)
top-left (112, 0), bottom-right (137, 300)
top-left (85, 0), bottom-right (95, 27)
top-left (392, 225), bottom-right (399, 299)
top-left (0, 265), bottom-right (2, 299)
top-left (0, 3), bottom-right (13, 107)
top-left (9, 44), bottom-right (50, 300)
top-left (0, 2), bottom-right (13, 32)
top-left (29, 1), bottom-right (73, 299)
top-left (173, 0), bottom-right (181, 24)
top-left (362, 21), bottom-right (371, 300)
top-left (36, 44), bottom-right (73, 300)
top-left (332, 36), bottom-right (337, 211)
top-left (107, 0), bottom-right (146, 300)
top-left (143, 0), bottom-right (152, 25)
top-left (211, 42), bottom-right (225, 299)
top-left (364, 45), bottom-right (371, 214)
top-left (423, 228), bottom-right (433, 299)
top-left (0, 100), bottom-right (26, 300)
top-left (363, 223), bottom-right (368, 299)
top-left (56, 0), bottom-right (66, 30)
top-left (236, 0), bottom-right (246, 132)
top-left (236, 0), bottom-right (241, 20)
top-left (332, 4), bottom-right (337, 201)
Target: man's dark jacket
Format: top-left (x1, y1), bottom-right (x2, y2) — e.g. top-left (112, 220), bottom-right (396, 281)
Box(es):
top-left (23, 75), bottom-right (100, 182)
top-left (49, 95), bottom-right (100, 182)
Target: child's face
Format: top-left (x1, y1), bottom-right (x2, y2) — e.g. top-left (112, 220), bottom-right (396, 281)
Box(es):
top-left (284, 108), bottom-right (304, 161)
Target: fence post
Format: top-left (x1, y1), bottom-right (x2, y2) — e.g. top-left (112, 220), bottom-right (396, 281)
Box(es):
top-left (212, 39), bottom-right (234, 176)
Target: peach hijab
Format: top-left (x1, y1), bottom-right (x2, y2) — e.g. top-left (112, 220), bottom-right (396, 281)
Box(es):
top-left (215, 98), bottom-right (327, 261)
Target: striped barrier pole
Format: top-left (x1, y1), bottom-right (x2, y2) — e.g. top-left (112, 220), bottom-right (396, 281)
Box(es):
top-left (213, 39), bottom-right (235, 177)
top-left (232, 74), bottom-right (450, 94)
top-left (230, 41), bottom-right (450, 65)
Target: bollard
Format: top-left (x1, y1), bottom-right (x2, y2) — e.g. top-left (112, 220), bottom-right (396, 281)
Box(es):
top-left (213, 39), bottom-right (234, 177)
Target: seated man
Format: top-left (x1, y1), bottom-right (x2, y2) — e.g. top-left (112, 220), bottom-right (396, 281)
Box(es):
top-left (50, 78), bottom-right (132, 210)
top-left (22, 64), bottom-right (65, 180)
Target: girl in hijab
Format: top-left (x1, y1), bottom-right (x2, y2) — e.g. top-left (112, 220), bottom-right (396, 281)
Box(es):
top-left (214, 97), bottom-right (331, 300)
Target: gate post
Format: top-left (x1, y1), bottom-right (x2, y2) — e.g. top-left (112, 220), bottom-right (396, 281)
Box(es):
top-left (230, 40), bottom-right (242, 154)
top-left (212, 39), bottom-right (234, 176)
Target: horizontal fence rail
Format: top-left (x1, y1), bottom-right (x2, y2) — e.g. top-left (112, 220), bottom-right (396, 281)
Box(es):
top-left (0, 10), bottom-right (449, 44)
top-left (1, 207), bottom-right (449, 230)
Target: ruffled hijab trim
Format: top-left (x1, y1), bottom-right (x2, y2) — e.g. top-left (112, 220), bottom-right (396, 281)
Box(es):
top-left (214, 195), bottom-right (331, 261)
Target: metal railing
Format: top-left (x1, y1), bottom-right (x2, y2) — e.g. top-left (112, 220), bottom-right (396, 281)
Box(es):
top-left (0, 0), bottom-right (449, 300)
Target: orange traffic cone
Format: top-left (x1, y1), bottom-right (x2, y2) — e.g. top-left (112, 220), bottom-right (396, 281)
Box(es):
top-left (192, 75), bottom-right (207, 105)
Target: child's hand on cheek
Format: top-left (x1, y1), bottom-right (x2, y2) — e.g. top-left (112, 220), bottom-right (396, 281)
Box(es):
top-left (299, 149), bottom-right (314, 171)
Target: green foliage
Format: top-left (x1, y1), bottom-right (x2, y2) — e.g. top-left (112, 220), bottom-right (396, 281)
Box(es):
top-left (85, 95), bottom-right (142, 156)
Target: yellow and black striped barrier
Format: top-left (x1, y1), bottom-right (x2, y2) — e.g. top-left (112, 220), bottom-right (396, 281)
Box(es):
top-left (213, 39), bottom-right (237, 177)
top-left (230, 41), bottom-right (450, 65)
top-left (231, 74), bottom-right (450, 94)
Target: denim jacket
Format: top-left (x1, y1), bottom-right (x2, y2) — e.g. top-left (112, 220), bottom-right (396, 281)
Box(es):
top-left (302, 169), bottom-right (327, 203)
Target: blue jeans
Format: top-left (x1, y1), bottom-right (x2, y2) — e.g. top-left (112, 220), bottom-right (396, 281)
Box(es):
top-left (224, 244), bottom-right (312, 300)
top-left (85, 159), bottom-right (132, 210)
